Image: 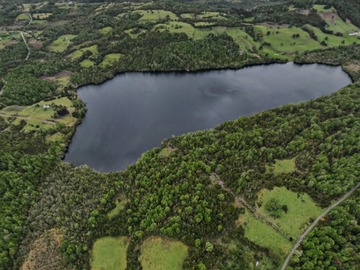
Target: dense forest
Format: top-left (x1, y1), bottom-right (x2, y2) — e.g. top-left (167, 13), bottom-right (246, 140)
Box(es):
top-left (0, 0), bottom-right (359, 269)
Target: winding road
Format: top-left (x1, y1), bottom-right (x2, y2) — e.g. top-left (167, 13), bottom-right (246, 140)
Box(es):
top-left (19, 13), bottom-right (32, 61)
top-left (281, 182), bottom-right (360, 270)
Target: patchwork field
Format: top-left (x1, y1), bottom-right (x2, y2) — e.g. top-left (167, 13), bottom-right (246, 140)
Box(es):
top-left (139, 237), bottom-right (188, 270)
top-left (67, 45), bottom-right (98, 61)
top-left (99, 53), bottom-right (123, 68)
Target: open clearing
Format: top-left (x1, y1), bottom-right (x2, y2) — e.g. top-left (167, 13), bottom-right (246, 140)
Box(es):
top-left (48, 34), bottom-right (77, 52)
top-left (256, 187), bottom-right (323, 238)
top-left (67, 45), bottom-right (98, 61)
top-left (107, 196), bottom-right (128, 219)
top-left (139, 237), bottom-right (188, 270)
top-left (267, 158), bottom-right (296, 174)
top-left (241, 210), bottom-right (292, 257)
top-left (134, 10), bottom-right (178, 22)
top-left (99, 26), bottom-right (113, 35)
top-left (81, 59), bottom-right (95, 68)
top-left (100, 53), bottom-right (122, 68)
top-left (91, 236), bottom-right (129, 270)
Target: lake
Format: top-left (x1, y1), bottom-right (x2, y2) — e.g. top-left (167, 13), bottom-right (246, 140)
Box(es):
top-left (64, 63), bottom-right (351, 172)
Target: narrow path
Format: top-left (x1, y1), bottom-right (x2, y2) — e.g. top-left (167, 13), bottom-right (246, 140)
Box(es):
top-left (212, 173), bottom-right (291, 239)
top-left (281, 182), bottom-right (360, 270)
top-left (20, 31), bottom-right (30, 61)
top-left (19, 13), bottom-right (32, 61)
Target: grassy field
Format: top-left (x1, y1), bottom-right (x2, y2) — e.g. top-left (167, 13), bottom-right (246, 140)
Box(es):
top-left (67, 45), bottom-right (98, 61)
top-left (107, 196), bottom-right (128, 219)
top-left (91, 236), bottom-right (129, 270)
top-left (256, 187), bottom-right (323, 238)
top-left (16, 13), bottom-right (30, 21)
top-left (48, 34), bottom-right (77, 52)
top-left (241, 210), bottom-right (292, 257)
top-left (198, 11), bottom-right (226, 20)
top-left (266, 158), bottom-right (296, 175)
top-left (139, 237), bottom-right (188, 270)
top-left (0, 97), bottom-right (76, 131)
top-left (99, 26), bottom-right (113, 35)
top-left (99, 53), bottom-right (122, 68)
top-left (135, 10), bottom-right (178, 22)
top-left (80, 59), bottom-right (95, 68)
top-left (0, 32), bottom-right (19, 49)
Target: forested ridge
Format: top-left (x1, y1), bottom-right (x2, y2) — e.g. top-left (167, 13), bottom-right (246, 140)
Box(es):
top-left (0, 0), bottom-right (359, 269)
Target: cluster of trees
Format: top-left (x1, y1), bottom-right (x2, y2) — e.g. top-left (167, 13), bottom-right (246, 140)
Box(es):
top-left (289, 189), bottom-right (360, 269)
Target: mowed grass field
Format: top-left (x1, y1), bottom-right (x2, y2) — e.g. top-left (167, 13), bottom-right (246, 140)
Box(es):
top-left (139, 237), bottom-right (188, 270)
top-left (256, 187), bottom-right (323, 238)
top-left (241, 210), bottom-right (292, 257)
top-left (48, 34), bottom-right (77, 52)
top-left (91, 236), bottom-right (129, 270)
top-left (266, 158), bottom-right (296, 175)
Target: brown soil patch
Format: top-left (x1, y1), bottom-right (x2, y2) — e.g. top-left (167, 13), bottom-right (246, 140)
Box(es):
top-left (318, 12), bottom-right (336, 24)
top-left (40, 70), bottom-right (72, 81)
top-left (29, 40), bottom-right (42, 49)
top-left (344, 61), bottom-right (360, 73)
top-left (21, 229), bottom-right (64, 270)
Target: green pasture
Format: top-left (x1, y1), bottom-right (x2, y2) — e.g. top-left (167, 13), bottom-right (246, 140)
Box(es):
top-left (80, 59), bottom-right (95, 68)
top-left (99, 53), bottom-right (122, 68)
top-left (91, 236), bottom-right (129, 270)
top-left (48, 34), bottom-right (77, 52)
top-left (241, 210), bottom-right (292, 257)
top-left (256, 187), bottom-right (323, 238)
top-left (139, 237), bottom-right (188, 270)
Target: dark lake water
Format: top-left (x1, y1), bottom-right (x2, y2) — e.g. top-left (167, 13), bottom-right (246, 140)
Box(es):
top-left (64, 63), bottom-right (351, 172)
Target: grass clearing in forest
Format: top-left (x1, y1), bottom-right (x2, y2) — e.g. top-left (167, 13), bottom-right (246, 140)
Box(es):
top-left (16, 13), bottom-right (30, 21)
top-left (107, 196), bottom-right (128, 219)
top-left (48, 34), bottom-right (77, 52)
top-left (266, 158), bottom-right (296, 174)
top-left (33, 13), bottom-right (52, 19)
top-left (99, 53), bottom-right (122, 68)
top-left (67, 45), bottom-right (98, 61)
top-left (80, 59), bottom-right (95, 68)
top-left (99, 26), bottom-right (112, 35)
top-left (91, 236), bottom-right (129, 270)
top-left (135, 9), bottom-right (178, 22)
top-left (242, 210), bottom-right (292, 257)
top-left (139, 237), bottom-right (188, 270)
top-left (256, 187), bottom-right (323, 238)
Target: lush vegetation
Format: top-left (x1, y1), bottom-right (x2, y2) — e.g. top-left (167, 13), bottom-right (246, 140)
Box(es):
top-left (0, 1), bottom-right (359, 270)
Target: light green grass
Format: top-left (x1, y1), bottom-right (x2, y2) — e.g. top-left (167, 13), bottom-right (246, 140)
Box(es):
top-left (80, 59), bottom-right (95, 68)
top-left (0, 32), bottom-right (19, 49)
top-left (139, 237), bottom-right (188, 270)
top-left (125, 28), bottom-right (147, 38)
top-left (33, 13), bottom-right (52, 19)
top-left (107, 196), bottom-right (128, 219)
top-left (325, 14), bottom-right (359, 34)
top-left (180, 13), bottom-right (194, 19)
top-left (46, 132), bottom-right (63, 142)
top-left (67, 45), bottom-right (98, 61)
top-left (48, 34), bottom-right (77, 52)
top-left (313, 5), bottom-right (334, 13)
top-left (154, 22), bottom-right (196, 37)
top-left (99, 26), bottom-right (112, 35)
top-left (16, 13), bottom-right (30, 21)
top-left (32, 20), bottom-right (46, 25)
top-left (254, 25), bottom-right (322, 58)
top-left (242, 210), bottom-right (292, 257)
top-left (257, 187), bottom-right (323, 238)
top-left (303, 24), bottom-right (360, 47)
top-left (99, 53), bottom-right (122, 68)
top-left (91, 236), bottom-right (129, 270)
top-left (135, 10), bottom-right (178, 22)
top-left (194, 22), bottom-right (216, 27)
top-left (268, 158), bottom-right (296, 174)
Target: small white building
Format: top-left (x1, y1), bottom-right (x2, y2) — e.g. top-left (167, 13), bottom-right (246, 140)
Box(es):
top-left (42, 104), bottom-right (50, 109)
